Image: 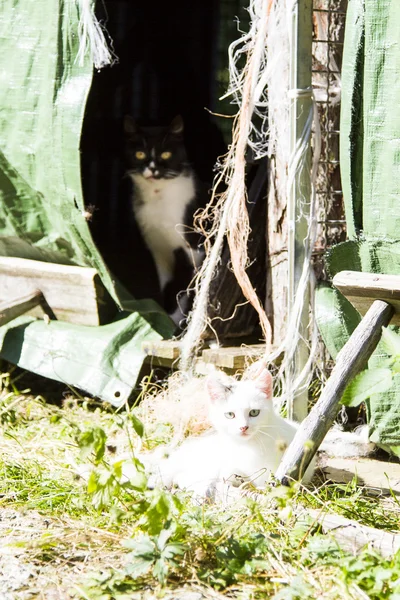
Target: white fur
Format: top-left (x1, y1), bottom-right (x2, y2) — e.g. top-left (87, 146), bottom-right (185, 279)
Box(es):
top-left (321, 425), bottom-right (376, 458)
top-left (130, 173), bottom-right (196, 290)
top-left (154, 369), bottom-right (316, 499)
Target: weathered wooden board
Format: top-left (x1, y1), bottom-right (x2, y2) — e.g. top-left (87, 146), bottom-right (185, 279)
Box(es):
top-left (0, 290), bottom-right (56, 327)
top-left (322, 456), bottom-right (400, 494)
top-left (333, 270), bottom-right (400, 325)
top-left (0, 257), bottom-right (115, 326)
top-left (141, 340), bottom-right (267, 373)
top-left (202, 344), bottom-right (265, 370)
top-left (313, 457), bottom-right (400, 555)
top-left (142, 340), bottom-right (181, 368)
top-left (306, 508), bottom-right (400, 557)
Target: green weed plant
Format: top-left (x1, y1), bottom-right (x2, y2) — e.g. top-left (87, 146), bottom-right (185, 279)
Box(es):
top-left (1, 368), bottom-right (400, 599)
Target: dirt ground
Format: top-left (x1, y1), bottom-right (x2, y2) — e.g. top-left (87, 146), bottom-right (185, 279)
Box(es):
top-left (0, 508), bottom-right (216, 600)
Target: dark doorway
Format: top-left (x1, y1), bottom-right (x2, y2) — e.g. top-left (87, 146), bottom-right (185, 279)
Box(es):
top-left (80, 0), bottom-right (265, 339)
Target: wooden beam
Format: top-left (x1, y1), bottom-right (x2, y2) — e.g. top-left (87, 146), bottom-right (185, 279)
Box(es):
top-left (0, 290), bottom-right (56, 327)
top-left (141, 341), bottom-right (267, 374)
top-left (201, 344), bottom-right (265, 370)
top-left (306, 509), bottom-right (400, 557)
top-left (0, 257), bottom-right (115, 326)
top-left (333, 271), bottom-right (400, 325)
top-left (142, 340), bottom-right (181, 368)
top-left (275, 299), bottom-right (394, 484)
top-left (322, 457), bottom-right (400, 495)
top-left (142, 340), bottom-right (181, 361)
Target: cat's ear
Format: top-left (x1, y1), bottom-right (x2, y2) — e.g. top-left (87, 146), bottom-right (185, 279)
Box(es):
top-left (206, 376), bottom-right (229, 404)
top-left (254, 368), bottom-right (273, 399)
top-left (170, 115), bottom-right (184, 135)
top-left (124, 115), bottom-right (137, 135)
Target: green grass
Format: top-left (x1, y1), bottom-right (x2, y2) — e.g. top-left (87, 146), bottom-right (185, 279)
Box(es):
top-left (1, 370), bottom-right (400, 599)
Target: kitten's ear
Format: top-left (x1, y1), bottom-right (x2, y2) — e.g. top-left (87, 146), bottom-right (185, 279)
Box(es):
top-left (170, 115), bottom-right (184, 135)
top-left (206, 376), bottom-right (229, 404)
top-left (254, 368), bottom-right (273, 399)
top-left (124, 115), bottom-right (136, 135)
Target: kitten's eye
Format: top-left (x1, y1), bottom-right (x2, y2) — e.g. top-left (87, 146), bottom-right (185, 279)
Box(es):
top-left (249, 409), bottom-right (260, 417)
top-left (135, 151), bottom-right (146, 160)
top-left (224, 412), bottom-right (235, 419)
top-left (160, 151), bottom-right (172, 160)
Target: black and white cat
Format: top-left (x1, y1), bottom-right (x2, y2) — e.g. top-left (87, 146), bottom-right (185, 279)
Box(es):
top-left (124, 115), bottom-right (206, 324)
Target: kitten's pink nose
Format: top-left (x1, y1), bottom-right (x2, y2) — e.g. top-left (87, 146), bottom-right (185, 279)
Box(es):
top-left (240, 425), bottom-right (249, 433)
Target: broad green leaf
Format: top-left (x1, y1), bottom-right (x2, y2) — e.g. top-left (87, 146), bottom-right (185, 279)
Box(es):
top-left (124, 470), bottom-right (148, 492)
top-left (98, 470), bottom-right (114, 487)
top-left (143, 491), bottom-right (174, 535)
top-left (87, 470), bottom-right (98, 494)
top-left (153, 558), bottom-right (168, 585)
top-left (126, 556), bottom-right (153, 579)
top-left (157, 527), bottom-right (173, 550)
top-left (341, 368), bottom-right (393, 407)
top-left (124, 535), bottom-right (155, 554)
top-left (112, 460), bottom-right (123, 479)
top-left (125, 536), bottom-right (156, 579)
top-left (162, 543), bottom-right (185, 560)
top-left (77, 427), bottom-right (107, 463)
top-left (129, 413), bottom-right (144, 437)
top-left (381, 327), bottom-right (400, 358)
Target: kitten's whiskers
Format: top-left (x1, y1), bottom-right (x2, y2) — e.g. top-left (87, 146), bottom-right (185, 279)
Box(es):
top-left (257, 429), bottom-right (278, 444)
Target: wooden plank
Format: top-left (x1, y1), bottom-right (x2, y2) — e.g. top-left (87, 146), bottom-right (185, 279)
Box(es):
top-left (142, 340), bottom-right (181, 361)
top-left (333, 270), bottom-right (400, 325)
top-left (306, 508), bottom-right (400, 557)
top-left (141, 341), bottom-right (267, 373)
top-left (0, 257), bottom-right (115, 326)
top-left (275, 299), bottom-right (394, 484)
top-left (322, 457), bottom-right (400, 494)
top-left (201, 344), bottom-right (265, 370)
top-left (0, 290), bottom-right (56, 327)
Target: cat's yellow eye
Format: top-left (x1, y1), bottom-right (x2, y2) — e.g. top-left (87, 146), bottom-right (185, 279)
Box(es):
top-left (224, 411), bottom-right (235, 419)
top-left (249, 409), bottom-right (260, 417)
top-left (160, 151), bottom-right (172, 160)
top-left (135, 151), bottom-right (146, 160)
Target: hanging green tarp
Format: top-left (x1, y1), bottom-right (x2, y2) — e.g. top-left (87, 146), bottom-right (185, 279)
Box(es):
top-left (0, 0), bottom-right (174, 404)
top-left (316, 0), bottom-right (400, 445)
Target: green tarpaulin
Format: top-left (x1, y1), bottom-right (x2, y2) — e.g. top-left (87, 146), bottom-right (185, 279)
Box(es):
top-left (316, 0), bottom-right (400, 446)
top-left (0, 1), bottom-right (174, 404)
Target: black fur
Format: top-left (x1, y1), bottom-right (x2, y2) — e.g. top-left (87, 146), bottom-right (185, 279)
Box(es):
top-left (123, 115), bottom-right (208, 328)
top-left (124, 115), bottom-right (190, 180)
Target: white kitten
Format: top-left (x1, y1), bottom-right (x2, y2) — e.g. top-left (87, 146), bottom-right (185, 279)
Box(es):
top-left (155, 368), bottom-right (315, 499)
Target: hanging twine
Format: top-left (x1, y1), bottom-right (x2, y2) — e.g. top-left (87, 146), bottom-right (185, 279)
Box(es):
top-left (180, 0), bottom-right (324, 419)
top-left (75, 0), bottom-right (116, 70)
top-left (180, 0), bottom-right (273, 373)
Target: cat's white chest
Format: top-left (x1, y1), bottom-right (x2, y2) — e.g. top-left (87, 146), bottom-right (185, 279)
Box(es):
top-left (132, 174), bottom-right (194, 239)
top-left (219, 437), bottom-right (279, 485)
top-left (130, 174), bottom-right (196, 288)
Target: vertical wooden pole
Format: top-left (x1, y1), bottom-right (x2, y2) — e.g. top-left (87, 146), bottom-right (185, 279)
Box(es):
top-left (287, 0), bottom-right (314, 421)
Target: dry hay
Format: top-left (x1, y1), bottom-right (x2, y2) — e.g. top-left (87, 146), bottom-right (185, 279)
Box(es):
top-left (139, 358), bottom-right (270, 443)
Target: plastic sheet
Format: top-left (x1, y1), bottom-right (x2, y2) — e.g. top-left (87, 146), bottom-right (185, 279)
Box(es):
top-left (316, 0), bottom-right (400, 444)
top-left (0, 1), bottom-right (174, 404)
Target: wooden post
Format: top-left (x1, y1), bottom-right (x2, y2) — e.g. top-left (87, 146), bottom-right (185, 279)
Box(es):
top-left (275, 299), bottom-right (394, 484)
top-left (287, 0), bottom-right (313, 422)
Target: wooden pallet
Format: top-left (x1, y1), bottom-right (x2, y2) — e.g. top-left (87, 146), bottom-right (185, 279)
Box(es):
top-left (142, 340), bottom-right (266, 373)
